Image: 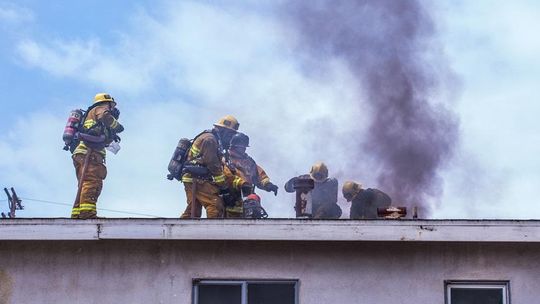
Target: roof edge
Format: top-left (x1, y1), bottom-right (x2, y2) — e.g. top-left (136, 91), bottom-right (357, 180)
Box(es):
top-left (1, 218), bottom-right (540, 242)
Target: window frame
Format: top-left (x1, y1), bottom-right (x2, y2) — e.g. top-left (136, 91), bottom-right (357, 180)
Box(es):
top-left (192, 279), bottom-right (299, 304)
top-left (445, 280), bottom-right (510, 304)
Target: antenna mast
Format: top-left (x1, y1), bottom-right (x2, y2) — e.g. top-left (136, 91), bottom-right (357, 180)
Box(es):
top-left (2, 187), bottom-right (24, 218)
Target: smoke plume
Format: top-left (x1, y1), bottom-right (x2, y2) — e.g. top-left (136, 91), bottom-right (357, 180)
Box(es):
top-left (284, 0), bottom-right (459, 215)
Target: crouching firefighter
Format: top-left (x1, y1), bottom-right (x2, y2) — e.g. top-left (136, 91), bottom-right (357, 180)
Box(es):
top-left (64, 93), bottom-right (124, 219)
top-left (242, 193), bottom-right (268, 219)
top-left (342, 181), bottom-right (391, 219)
top-left (177, 115), bottom-right (246, 218)
top-left (225, 132), bottom-right (278, 218)
top-left (284, 162), bottom-right (342, 219)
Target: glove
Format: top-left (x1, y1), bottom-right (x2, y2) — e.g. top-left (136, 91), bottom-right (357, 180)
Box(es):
top-left (111, 107), bottom-right (120, 119)
top-left (219, 188), bottom-right (236, 208)
top-left (241, 184), bottom-right (255, 197)
top-left (113, 134), bottom-right (121, 143)
top-left (264, 182), bottom-right (278, 196)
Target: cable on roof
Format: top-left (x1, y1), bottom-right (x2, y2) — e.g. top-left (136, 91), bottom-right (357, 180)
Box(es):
top-left (20, 197), bottom-right (160, 218)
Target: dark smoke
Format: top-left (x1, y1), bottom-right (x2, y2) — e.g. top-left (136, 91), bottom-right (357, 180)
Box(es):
top-left (285, 0), bottom-right (459, 215)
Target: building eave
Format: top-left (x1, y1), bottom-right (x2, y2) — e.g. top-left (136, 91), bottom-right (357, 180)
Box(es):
top-left (1, 218), bottom-right (540, 242)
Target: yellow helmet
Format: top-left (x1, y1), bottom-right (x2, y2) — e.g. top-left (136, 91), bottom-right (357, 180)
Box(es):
top-left (93, 93), bottom-right (115, 104)
top-left (214, 115), bottom-right (240, 131)
top-left (310, 162), bottom-right (328, 182)
top-left (342, 181), bottom-right (362, 202)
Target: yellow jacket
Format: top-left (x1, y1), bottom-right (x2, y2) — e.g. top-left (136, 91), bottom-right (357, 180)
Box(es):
top-left (73, 104), bottom-right (123, 157)
top-left (229, 151), bottom-right (270, 189)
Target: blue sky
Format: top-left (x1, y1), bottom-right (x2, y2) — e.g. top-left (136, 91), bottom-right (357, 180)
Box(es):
top-left (1, 1), bottom-right (139, 117)
top-left (1, 0), bottom-right (539, 218)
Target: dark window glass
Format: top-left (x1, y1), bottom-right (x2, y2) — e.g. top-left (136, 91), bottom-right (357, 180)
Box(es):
top-left (248, 283), bottom-right (296, 304)
top-left (451, 288), bottom-right (503, 304)
top-left (198, 284), bottom-right (242, 304)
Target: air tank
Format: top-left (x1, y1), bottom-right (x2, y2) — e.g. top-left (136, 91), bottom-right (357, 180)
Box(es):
top-left (62, 109), bottom-right (83, 150)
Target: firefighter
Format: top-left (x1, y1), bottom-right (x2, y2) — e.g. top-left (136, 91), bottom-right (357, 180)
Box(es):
top-left (180, 115), bottom-right (246, 218)
top-left (225, 132), bottom-right (278, 217)
top-left (284, 162), bottom-right (342, 219)
top-left (342, 181), bottom-right (391, 219)
top-left (71, 93), bottom-right (124, 219)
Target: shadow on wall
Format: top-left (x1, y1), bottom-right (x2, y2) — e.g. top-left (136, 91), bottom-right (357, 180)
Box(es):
top-left (0, 269), bottom-right (13, 304)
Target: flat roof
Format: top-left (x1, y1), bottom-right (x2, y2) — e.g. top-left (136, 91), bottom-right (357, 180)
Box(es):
top-left (1, 218), bottom-right (540, 242)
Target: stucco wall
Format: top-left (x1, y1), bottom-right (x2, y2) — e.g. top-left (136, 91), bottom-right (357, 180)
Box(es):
top-left (0, 240), bottom-right (539, 303)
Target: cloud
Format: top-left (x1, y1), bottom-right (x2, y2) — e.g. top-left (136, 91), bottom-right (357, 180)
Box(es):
top-left (0, 112), bottom-right (76, 217)
top-left (430, 0), bottom-right (540, 218)
top-left (4, 0), bottom-right (540, 219)
top-left (5, 1), bottom-right (371, 218)
top-left (16, 37), bottom-right (157, 93)
top-left (446, 0), bottom-right (540, 64)
top-left (0, 3), bottom-right (33, 25)
top-left (17, 39), bottom-right (99, 76)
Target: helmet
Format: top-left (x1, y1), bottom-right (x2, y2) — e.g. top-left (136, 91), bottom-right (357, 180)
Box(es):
top-left (310, 162), bottom-right (328, 182)
top-left (94, 93), bottom-right (115, 104)
top-left (214, 115), bottom-right (239, 131)
top-left (230, 133), bottom-right (249, 147)
top-left (342, 181), bottom-right (362, 202)
top-left (246, 193), bottom-right (260, 203)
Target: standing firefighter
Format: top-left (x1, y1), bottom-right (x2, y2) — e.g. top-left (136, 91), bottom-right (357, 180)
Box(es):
top-left (285, 162), bottom-right (342, 219)
top-left (180, 115), bottom-right (245, 218)
top-left (226, 133), bottom-right (278, 217)
top-left (70, 93), bottom-right (124, 219)
top-left (342, 181), bottom-right (391, 219)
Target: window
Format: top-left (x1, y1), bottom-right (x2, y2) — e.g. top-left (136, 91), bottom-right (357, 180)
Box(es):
top-left (445, 281), bottom-right (510, 304)
top-left (193, 280), bottom-right (298, 304)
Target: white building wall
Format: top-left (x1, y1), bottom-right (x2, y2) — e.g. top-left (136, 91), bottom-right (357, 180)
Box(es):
top-left (1, 239), bottom-right (539, 303)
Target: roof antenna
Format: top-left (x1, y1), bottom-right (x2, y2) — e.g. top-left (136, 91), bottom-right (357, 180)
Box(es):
top-left (2, 187), bottom-right (24, 218)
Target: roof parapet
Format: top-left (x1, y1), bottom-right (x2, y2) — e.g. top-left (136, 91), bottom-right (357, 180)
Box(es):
top-left (1, 218), bottom-right (540, 242)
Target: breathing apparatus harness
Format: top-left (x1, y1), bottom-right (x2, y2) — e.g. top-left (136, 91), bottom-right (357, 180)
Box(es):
top-left (167, 129), bottom-right (227, 182)
top-left (62, 103), bottom-right (121, 153)
top-left (243, 194), bottom-right (268, 219)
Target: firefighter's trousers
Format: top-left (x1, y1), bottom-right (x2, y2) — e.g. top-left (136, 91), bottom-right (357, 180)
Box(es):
top-left (182, 180), bottom-right (224, 218)
top-left (72, 152), bottom-right (107, 219)
top-left (226, 199), bottom-right (244, 218)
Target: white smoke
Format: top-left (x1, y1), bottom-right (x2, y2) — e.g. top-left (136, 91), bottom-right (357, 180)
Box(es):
top-left (2, 1), bottom-right (540, 219)
top-left (3, 1), bottom-right (368, 218)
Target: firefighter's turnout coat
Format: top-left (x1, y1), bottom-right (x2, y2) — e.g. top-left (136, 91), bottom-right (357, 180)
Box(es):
top-left (225, 151), bottom-right (272, 216)
top-left (285, 175), bottom-right (342, 219)
top-left (181, 131), bottom-right (244, 218)
top-left (72, 103), bottom-right (123, 219)
top-left (349, 188), bottom-right (391, 219)
top-left (229, 151), bottom-right (271, 189)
